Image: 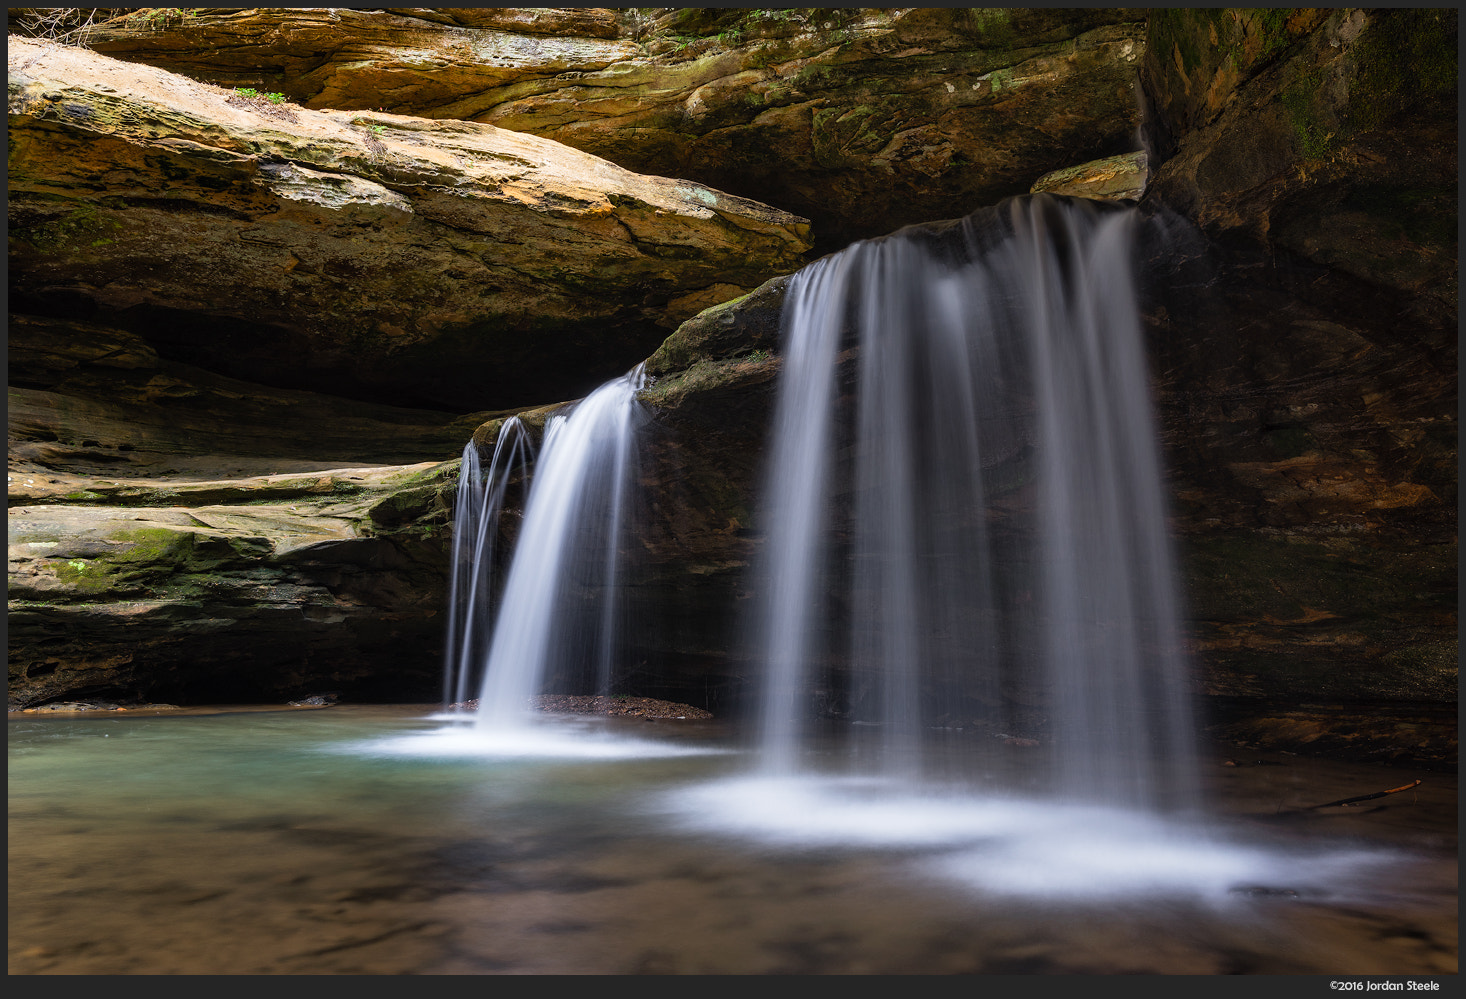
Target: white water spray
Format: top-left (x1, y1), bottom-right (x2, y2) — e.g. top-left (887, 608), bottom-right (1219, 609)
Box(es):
top-left (442, 417), bottom-right (533, 709)
top-left (752, 194), bottom-right (1198, 809)
top-left (472, 365), bottom-right (648, 731)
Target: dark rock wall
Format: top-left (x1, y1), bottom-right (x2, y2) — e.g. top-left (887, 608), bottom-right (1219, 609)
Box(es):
top-left (1136, 9), bottom-right (1456, 757)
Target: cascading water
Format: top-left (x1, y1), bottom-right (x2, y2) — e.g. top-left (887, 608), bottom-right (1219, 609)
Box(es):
top-left (424, 362), bottom-right (727, 760)
top-left (470, 364), bottom-right (648, 732)
top-left (408, 194), bottom-right (1423, 908)
top-left (442, 417), bottom-right (533, 710)
top-left (752, 193), bottom-right (1198, 810)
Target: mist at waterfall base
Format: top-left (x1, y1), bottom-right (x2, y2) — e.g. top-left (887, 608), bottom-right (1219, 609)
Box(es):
top-left (385, 195), bottom-right (1410, 904)
top-left (11, 198), bottom-right (1447, 973)
top-left (427, 366), bottom-right (724, 759)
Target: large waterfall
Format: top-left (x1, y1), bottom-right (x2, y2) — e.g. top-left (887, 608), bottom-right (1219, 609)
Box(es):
top-left (407, 196), bottom-right (1429, 907)
top-left (445, 195), bottom-right (1197, 809)
top-left (753, 194), bottom-right (1197, 808)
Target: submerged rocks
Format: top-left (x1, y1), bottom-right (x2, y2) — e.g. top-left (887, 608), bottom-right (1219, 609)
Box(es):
top-left (8, 36), bottom-right (811, 411)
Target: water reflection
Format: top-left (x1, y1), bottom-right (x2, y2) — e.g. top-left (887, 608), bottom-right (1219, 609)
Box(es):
top-left (8, 707), bottom-right (1457, 974)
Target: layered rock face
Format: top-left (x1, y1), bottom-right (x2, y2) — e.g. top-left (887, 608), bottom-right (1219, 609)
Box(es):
top-left (9, 460), bottom-right (459, 706)
top-left (47, 6), bottom-right (1149, 250)
top-left (8, 310), bottom-right (479, 705)
top-left (1138, 9), bottom-right (1456, 757)
top-left (7, 26), bottom-right (809, 706)
top-left (7, 9), bottom-right (1457, 763)
top-left (9, 35), bottom-right (811, 411)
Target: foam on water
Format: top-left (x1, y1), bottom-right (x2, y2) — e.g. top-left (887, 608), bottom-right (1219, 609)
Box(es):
top-left (342, 714), bottom-right (733, 761)
top-left (656, 774), bottom-right (1402, 903)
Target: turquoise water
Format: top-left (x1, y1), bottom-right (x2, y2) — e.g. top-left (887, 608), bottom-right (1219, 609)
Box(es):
top-left (9, 707), bottom-right (1457, 974)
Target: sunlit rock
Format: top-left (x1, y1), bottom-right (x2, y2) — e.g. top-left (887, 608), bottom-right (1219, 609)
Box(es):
top-left (8, 36), bottom-right (811, 411)
top-left (54, 7), bottom-right (1149, 249)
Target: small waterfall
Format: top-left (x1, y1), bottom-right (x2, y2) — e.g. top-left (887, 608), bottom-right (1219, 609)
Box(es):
top-left (472, 365), bottom-right (648, 731)
top-left (753, 194), bottom-right (1198, 810)
top-left (442, 418), bottom-right (533, 710)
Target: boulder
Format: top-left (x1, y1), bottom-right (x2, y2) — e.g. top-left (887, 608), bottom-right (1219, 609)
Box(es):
top-left (1030, 151), bottom-right (1148, 202)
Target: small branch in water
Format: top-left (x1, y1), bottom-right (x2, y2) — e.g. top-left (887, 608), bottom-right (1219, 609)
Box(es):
top-left (1306, 779), bottom-right (1422, 809)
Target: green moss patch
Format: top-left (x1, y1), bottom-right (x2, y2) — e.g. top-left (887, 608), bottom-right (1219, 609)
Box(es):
top-left (1345, 8), bottom-right (1456, 133)
top-left (10, 200), bottom-right (122, 255)
top-left (44, 527), bottom-right (274, 597)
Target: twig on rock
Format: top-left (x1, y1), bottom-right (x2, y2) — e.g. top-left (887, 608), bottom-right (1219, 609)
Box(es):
top-left (1307, 779), bottom-right (1422, 809)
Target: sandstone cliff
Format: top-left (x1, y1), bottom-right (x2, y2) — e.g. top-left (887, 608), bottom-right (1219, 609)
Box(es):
top-left (9, 35), bottom-right (811, 411)
top-left (7, 10), bottom-right (1457, 764)
top-left (52, 7), bottom-right (1149, 250)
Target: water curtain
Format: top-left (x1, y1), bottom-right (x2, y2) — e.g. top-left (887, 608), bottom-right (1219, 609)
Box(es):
top-left (442, 417), bottom-right (534, 709)
top-left (753, 195), bottom-right (1198, 809)
top-left (468, 365), bottom-right (648, 729)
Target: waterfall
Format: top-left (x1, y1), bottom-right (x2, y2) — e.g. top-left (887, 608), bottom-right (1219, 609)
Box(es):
top-left (470, 365), bottom-right (648, 731)
top-left (444, 194), bottom-right (1197, 812)
top-left (753, 194), bottom-right (1198, 810)
top-left (442, 418), bottom-right (533, 710)
top-left (416, 195), bottom-right (1414, 907)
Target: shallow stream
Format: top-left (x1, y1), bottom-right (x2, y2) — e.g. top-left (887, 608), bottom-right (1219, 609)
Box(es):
top-left (8, 706), bottom-right (1456, 974)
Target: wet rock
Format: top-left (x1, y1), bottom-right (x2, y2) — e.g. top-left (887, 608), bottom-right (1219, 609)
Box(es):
top-left (1031, 151), bottom-right (1149, 202)
top-left (20, 700), bottom-right (121, 712)
top-left (1229, 885), bottom-right (1301, 899)
top-left (532, 695), bottom-right (713, 719)
top-left (288, 693), bottom-right (339, 707)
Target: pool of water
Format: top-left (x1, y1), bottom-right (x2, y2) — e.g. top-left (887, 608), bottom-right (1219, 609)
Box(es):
top-left (8, 706), bottom-right (1457, 974)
